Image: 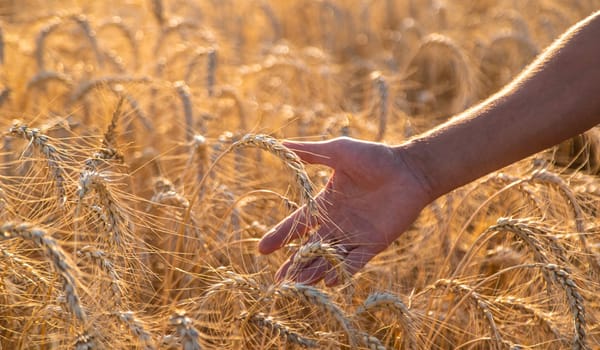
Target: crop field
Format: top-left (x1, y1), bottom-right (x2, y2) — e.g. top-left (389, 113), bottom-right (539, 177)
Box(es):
top-left (0, 0), bottom-right (599, 349)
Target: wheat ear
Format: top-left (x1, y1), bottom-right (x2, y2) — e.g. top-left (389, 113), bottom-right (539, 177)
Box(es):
top-left (84, 98), bottom-right (125, 171)
top-left (231, 134), bottom-right (316, 214)
top-left (2, 248), bottom-right (47, 285)
top-left (433, 279), bottom-right (504, 349)
top-left (0, 222), bottom-right (86, 322)
top-left (70, 14), bottom-right (103, 67)
top-left (359, 332), bottom-right (387, 350)
top-left (275, 283), bottom-right (356, 347)
top-left (150, 177), bottom-right (189, 209)
top-left (34, 19), bottom-right (61, 71)
top-left (174, 81), bottom-right (195, 143)
top-left (290, 241), bottom-right (350, 285)
top-left (74, 332), bottom-right (96, 350)
top-left (150, 0), bottom-right (165, 26)
top-left (26, 70), bottom-right (74, 91)
top-left (78, 171), bottom-right (128, 247)
top-left (241, 311), bottom-right (318, 348)
top-left (494, 296), bottom-right (566, 343)
top-left (530, 169), bottom-right (600, 272)
top-left (370, 71), bottom-right (388, 142)
top-left (77, 246), bottom-right (122, 306)
top-left (355, 292), bottom-right (417, 350)
top-left (98, 17), bottom-right (138, 68)
top-left (116, 311), bottom-right (156, 350)
top-left (169, 310), bottom-right (202, 350)
top-left (70, 76), bottom-right (151, 104)
top-left (9, 123), bottom-right (66, 205)
top-left (540, 264), bottom-right (587, 350)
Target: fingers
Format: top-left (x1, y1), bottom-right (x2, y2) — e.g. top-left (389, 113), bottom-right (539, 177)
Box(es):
top-left (275, 256), bottom-right (329, 285)
top-left (260, 138), bottom-right (346, 255)
top-left (258, 205), bottom-right (316, 254)
top-left (283, 139), bottom-right (346, 168)
top-left (277, 247), bottom-right (375, 287)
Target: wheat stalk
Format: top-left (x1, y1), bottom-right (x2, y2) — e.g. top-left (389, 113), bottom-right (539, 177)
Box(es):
top-left (0, 26), bottom-right (4, 65)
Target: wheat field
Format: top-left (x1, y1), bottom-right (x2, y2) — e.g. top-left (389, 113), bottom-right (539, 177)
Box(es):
top-left (0, 0), bottom-right (599, 349)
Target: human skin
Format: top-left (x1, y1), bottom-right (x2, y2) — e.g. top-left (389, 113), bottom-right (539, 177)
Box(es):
top-left (258, 11), bottom-right (600, 286)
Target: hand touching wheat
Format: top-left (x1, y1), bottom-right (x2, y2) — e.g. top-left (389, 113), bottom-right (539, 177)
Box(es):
top-left (258, 137), bottom-right (432, 286)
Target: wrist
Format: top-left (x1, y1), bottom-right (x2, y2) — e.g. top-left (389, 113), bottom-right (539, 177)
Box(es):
top-left (391, 139), bottom-right (441, 204)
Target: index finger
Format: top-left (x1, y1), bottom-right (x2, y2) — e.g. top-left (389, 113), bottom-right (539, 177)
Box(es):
top-left (258, 204), bottom-right (317, 254)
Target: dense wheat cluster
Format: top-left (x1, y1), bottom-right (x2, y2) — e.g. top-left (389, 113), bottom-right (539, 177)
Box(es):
top-left (0, 0), bottom-right (599, 349)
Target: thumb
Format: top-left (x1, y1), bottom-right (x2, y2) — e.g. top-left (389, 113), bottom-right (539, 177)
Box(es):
top-left (283, 138), bottom-right (347, 168)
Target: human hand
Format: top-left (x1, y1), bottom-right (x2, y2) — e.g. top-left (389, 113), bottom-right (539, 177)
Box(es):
top-left (258, 137), bottom-right (432, 286)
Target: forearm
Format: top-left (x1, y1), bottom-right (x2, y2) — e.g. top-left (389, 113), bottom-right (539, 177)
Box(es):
top-left (399, 11), bottom-right (600, 201)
